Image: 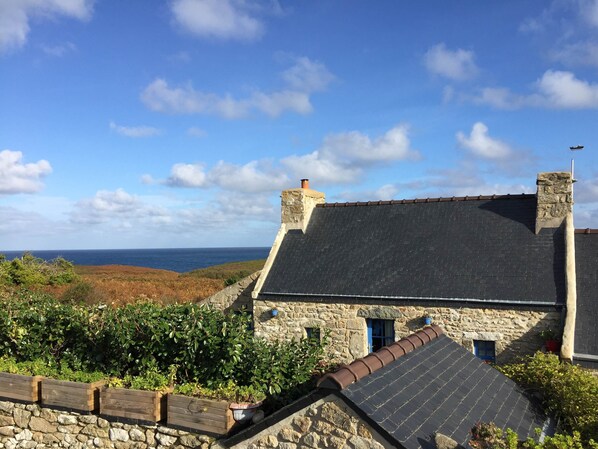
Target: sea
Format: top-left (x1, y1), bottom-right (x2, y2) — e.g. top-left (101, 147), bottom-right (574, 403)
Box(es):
top-left (0, 248), bottom-right (270, 273)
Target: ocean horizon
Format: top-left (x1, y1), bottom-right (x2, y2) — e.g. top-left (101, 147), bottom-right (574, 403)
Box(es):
top-left (0, 247), bottom-right (270, 273)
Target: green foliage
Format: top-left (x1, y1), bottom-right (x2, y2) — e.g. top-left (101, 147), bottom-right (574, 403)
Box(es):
top-left (498, 352), bottom-right (598, 443)
top-left (0, 356), bottom-right (107, 382)
top-left (0, 293), bottom-right (327, 401)
top-left (108, 364), bottom-right (173, 392)
top-left (0, 253), bottom-right (78, 287)
top-left (470, 423), bottom-right (598, 449)
top-left (174, 380), bottom-right (266, 403)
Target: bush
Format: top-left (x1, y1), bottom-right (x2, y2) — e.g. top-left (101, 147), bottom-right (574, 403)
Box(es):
top-left (470, 422), bottom-right (598, 449)
top-left (498, 352), bottom-right (598, 443)
top-left (0, 292), bottom-right (327, 401)
top-left (0, 253), bottom-right (78, 287)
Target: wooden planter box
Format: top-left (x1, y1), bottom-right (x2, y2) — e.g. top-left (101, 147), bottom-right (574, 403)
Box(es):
top-left (0, 372), bottom-right (42, 403)
top-left (100, 387), bottom-right (168, 423)
top-left (167, 394), bottom-right (234, 436)
top-left (41, 378), bottom-right (105, 413)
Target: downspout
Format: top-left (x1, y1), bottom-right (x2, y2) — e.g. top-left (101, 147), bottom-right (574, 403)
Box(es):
top-left (560, 212), bottom-right (577, 361)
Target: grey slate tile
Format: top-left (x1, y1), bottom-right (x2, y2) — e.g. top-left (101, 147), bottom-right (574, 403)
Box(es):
top-left (262, 197), bottom-right (566, 305)
top-left (340, 335), bottom-right (547, 449)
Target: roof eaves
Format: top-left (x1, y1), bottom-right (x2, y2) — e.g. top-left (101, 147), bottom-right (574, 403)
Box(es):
top-left (258, 291), bottom-right (562, 307)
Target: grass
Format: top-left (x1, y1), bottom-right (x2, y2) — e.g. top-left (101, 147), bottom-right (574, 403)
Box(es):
top-left (37, 259), bottom-right (265, 306)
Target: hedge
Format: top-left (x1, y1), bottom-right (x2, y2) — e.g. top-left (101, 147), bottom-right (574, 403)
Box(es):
top-left (0, 290), bottom-right (327, 397)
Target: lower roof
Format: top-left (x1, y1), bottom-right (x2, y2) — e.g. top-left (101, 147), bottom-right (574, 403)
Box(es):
top-left (574, 232), bottom-right (598, 367)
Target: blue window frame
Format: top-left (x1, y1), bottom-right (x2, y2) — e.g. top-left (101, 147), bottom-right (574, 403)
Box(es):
top-left (305, 327), bottom-right (321, 341)
top-left (367, 319), bottom-right (395, 353)
top-left (474, 340), bottom-right (496, 363)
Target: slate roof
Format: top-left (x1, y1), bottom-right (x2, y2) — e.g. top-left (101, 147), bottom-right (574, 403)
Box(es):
top-left (261, 195), bottom-right (566, 306)
top-left (573, 229), bottom-right (598, 369)
top-left (319, 326), bottom-right (548, 449)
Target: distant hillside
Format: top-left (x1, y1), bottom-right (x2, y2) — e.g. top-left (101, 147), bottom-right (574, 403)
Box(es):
top-left (36, 259), bottom-right (265, 306)
top-left (184, 259), bottom-right (265, 285)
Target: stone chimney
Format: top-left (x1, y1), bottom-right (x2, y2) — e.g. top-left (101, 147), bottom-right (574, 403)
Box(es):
top-left (281, 179), bottom-right (325, 232)
top-left (535, 172), bottom-right (573, 234)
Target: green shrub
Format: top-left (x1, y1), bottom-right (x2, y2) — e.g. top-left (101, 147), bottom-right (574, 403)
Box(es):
top-left (0, 356), bottom-right (107, 383)
top-left (174, 380), bottom-right (266, 403)
top-left (0, 293), bottom-right (327, 402)
top-left (470, 423), bottom-right (598, 449)
top-left (0, 253), bottom-right (78, 287)
top-left (498, 352), bottom-right (598, 443)
top-left (61, 281), bottom-right (107, 305)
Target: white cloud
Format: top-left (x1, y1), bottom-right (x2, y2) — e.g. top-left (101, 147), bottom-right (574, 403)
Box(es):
top-left (141, 57), bottom-right (333, 119)
top-left (472, 70), bottom-right (598, 109)
top-left (536, 70), bottom-right (598, 108)
top-left (282, 124), bottom-right (419, 185)
top-left (170, 0), bottom-right (263, 41)
top-left (41, 41), bottom-right (76, 57)
top-left (0, 0), bottom-right (94, 53)
top-left (575, 176), bottom-right (598, 203)
top-left (424, 43), bottom-right (478, 81)
top-left (551, 41), bottom-right (598, 67)
top-left (0, 150), bottom-right (52, 194)
top-left (187, 126), bottom-right (206, 137)
top-left (281, 57), bottom-right (335, 92)
top-left (71, 188), bottom-right (169, 225)
top-left (165, 163), bottom-right (209, 188)
top-left (109, 121), bottom-right (161, 138)
top-left (208, 160), bottom-right (289, 193)
top-left (580, 0), bottom-right (598, 27)
top-left (456, 123), bottom-right (513, 160)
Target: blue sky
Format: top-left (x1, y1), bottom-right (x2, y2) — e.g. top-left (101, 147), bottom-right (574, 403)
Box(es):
top-left (1, 0), bottom-right (597, 250)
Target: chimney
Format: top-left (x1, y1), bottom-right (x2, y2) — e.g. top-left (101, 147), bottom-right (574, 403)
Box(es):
top-left (281, 179), bottom-right (325, 232)
top-left (535, 172), bottom-right (573, 234)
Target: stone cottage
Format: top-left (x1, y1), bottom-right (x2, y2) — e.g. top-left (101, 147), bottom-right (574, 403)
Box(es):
top-left (241, 172), bottom-right (598, 367)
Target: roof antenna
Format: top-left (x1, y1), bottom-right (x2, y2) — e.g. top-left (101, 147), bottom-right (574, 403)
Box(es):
top-left (569, 145), bottom-right (584, 182)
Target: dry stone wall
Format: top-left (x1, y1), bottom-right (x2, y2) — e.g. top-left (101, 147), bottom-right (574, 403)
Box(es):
top-left (203, 272), bottom-right (260, 313)
top-left (224, 395), bottom-right (392, 449)
top-left (0, 401), bottom-right (213, 449)
top-left (254, 299), bottom-right (562, 364)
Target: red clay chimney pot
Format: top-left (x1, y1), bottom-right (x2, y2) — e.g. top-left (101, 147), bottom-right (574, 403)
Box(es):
top-left (301, 179), bottom-right (309, 189)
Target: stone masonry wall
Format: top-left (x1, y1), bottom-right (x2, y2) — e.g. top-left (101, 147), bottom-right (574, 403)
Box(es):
top-left (0, 401), bottom-right (212, 449)
top-left (203, 272), bottom-right (260, 313)
top-left (225, 395), bottom-right (393, 449)
top-left (254, 299), bottom-right (563, 365)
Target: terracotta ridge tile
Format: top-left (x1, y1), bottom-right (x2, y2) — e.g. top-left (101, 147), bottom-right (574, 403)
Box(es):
top-left (575, 228), bottom-right (598, 234)
top-left (317, 325), bottom-right (444, 390)
top-left (315, 194), bottom-right (533, 208)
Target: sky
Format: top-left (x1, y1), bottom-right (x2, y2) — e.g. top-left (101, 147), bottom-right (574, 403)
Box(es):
top-left (1, 0), bottom-right (597, 251)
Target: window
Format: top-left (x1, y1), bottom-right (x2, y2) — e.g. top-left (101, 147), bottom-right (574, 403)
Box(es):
top-left (367, 319), bottom-right (395, 353)
top-left (474, 340), bottom-right (495, 363)
top-left (305, 327), bottom-right (321, 341)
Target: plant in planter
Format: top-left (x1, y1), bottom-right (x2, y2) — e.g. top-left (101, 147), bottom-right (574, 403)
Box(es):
top-left (101, 365), bottom-right (174, 423)
top-left (169, 381), bottom-right (266, 434)
top-left (41, 364), bottom-right (108, 413)
top-left (539, 328), bottom-right (561, 353)
top-left (0, 357), bottom-right (56, 402)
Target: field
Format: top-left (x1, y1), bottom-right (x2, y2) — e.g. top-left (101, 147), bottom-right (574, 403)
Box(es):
top-left (41, 259), bottom-right (265, 306)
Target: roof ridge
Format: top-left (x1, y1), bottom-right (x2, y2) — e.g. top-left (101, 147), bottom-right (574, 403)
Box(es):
top-left (317, 325), bottom-right (444, 390)
top-left (575, 228), bottom-right (598, 234)
top-left (317, 194), bottom-right (534, 208)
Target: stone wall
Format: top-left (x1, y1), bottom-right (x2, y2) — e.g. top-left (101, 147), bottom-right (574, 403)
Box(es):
top-left (0, 401), bottom-right (212, 449)
top-left (203, 272), bottom-right (260, 313)
top-left (224, 395), bottom-right (392, 449)
top-left (280, 188), bottom-right (325, 232)
top-left (253, 299), bottom-right (563, 364)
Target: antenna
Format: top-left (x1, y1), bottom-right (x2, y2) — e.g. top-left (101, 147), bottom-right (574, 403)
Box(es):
top-left (569, 145), bottom-right (584, 182)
